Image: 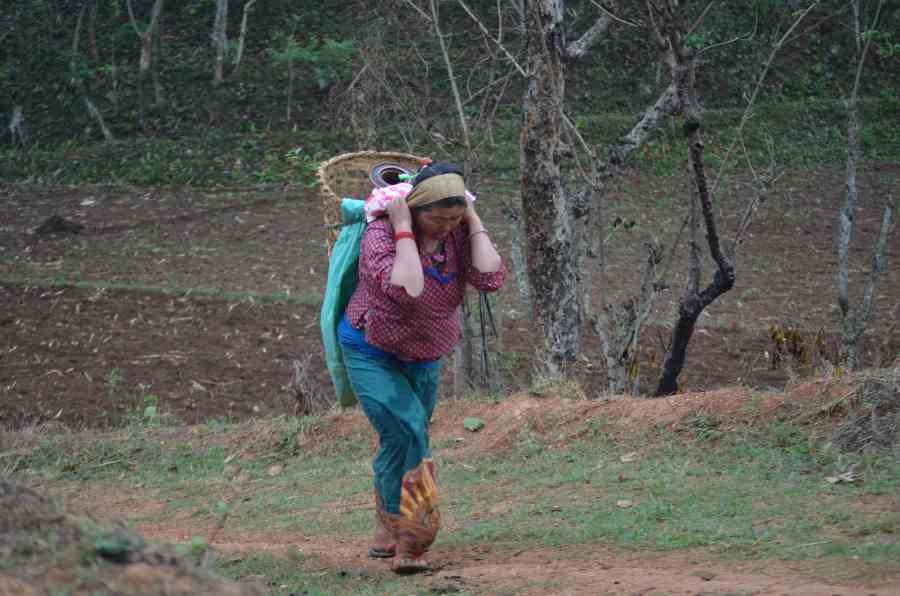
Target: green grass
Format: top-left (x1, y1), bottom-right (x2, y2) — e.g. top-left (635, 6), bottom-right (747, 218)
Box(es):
top-left (435, 427), bottom-right (900, 568)
top-left (3, 98), bottom-right (897, 188)
top-left (578, 97), bottom-right (900, 178)
top-left (12, 411), bottom-right (900, 592)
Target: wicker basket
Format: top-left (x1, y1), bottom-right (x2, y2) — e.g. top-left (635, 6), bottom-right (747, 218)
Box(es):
top-left (317, 150), bottom-right (426, 252)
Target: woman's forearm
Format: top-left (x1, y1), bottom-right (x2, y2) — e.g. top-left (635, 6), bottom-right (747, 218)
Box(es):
top-left (467, 215), bottom-right (502, 272)
top-left (390, 234), bottom-right (425, 297)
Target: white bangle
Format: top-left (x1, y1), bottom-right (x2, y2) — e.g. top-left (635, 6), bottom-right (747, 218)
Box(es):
top-left (468, 229), bottom-right (489, 241)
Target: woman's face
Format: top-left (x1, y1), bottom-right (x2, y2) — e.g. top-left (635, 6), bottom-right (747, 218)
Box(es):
top-left (414, 205), bottom-right (466, 240)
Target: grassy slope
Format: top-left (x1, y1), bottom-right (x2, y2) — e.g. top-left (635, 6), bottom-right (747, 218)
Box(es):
top-left (7, 378), bottom-right (899, 595)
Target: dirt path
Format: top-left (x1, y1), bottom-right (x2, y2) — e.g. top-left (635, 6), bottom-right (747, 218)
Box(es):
top-left (126, 525), bottom-right (900, 595)
top-left (60, 485), bottom-right (897, 596)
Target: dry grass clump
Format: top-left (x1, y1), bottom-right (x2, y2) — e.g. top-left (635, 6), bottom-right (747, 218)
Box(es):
top-left (0, 479), bottom-right (264, 595)
top-left (290, 355), bottom-right (334, 416)
top-left (826, 368), bottom-right (900, 452)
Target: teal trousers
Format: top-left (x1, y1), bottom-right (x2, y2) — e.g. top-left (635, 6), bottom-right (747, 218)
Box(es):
top-left (341, 343), bottom-right (442, 514)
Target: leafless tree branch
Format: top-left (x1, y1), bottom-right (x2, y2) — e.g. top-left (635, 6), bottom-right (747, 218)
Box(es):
top-left (566, 14), bottom-right (612, 59)
top-left (711, 1), bottom-right (820, 196)
top-left (838, 0), bottom-right (881, 318)
top-left (588, 0), bottom-right (640, 28)
top-left (686, 1), bottom-right (716, 37)
top-left (400, 0), bottom-right (433, 23)
top-left (456, 0), bottom-right (527, 76)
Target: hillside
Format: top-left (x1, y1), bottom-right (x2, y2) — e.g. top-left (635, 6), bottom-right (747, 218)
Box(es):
top-left (2, 371), bottom-right (898, 594)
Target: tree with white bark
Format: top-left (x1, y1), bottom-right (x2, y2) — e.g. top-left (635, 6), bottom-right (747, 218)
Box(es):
top-left (71, 0), bottom-right (113, 141)
top-left (518, 0), bottom-right (687, 379)
top-left (233, 0), bottom-right (258, 77)
top-left (212, 0), bottom-right (228, 86)
top-left (125, 0), bottom-right (164, 130)
top-left (836, 0), bottom-right (895, 370)
top-left (519, 0), bottom-right (826, 395)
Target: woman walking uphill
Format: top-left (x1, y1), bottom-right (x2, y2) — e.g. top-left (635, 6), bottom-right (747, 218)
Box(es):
top-left (338, 161), bottom-right (505, 573)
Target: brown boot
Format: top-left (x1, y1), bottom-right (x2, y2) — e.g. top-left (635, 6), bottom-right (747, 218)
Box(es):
top-left (368, 505), bottom-right (396, 559)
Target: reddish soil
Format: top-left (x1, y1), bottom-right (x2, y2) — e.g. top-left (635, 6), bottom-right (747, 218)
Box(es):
top-left (33, 385), bottom-right (900, 596)
top-left (1, 165), bottom-right (898, 428)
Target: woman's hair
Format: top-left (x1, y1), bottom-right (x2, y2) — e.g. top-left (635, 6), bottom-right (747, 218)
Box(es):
top-left (413, 161), bottom-right (463, 185)
top-left (411, 162), bottom-right (467, 213)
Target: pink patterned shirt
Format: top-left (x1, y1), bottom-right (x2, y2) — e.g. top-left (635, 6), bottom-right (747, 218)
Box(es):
top-left (344, 218), bottom-right (506, 361)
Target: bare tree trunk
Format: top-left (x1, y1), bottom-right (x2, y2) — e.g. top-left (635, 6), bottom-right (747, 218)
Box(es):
top-left (109, 54), bottom-right (120, 115)
top-left (8, 106), bottom-right (30, 147)
top-left (838, 1), bottom-right (865, 321)
top-left (502, 202), bottom-right (532, 315)
top-left (838, 0), bottom-right (890, 369)
top-left (509, 0), bottom-right (526, 34)
top-left (651, 0), bottom-right (819, 395)
top-left (453, 303), bottom-right (477, 396)
top-left (650, 1), bottom-right (734, 396)
top-left (557, 73), bottom-right (677, 395)
top-left (125, 0), bottom-right (164, 130)
top-left (842, 205), bottom-right (895, 369)
top-left (286, 60), bottom-right (295, 121)
top-left (80, 96), bottom-right (114, 141)
top-left (516, 1), bottom-right (620, 373)
top-left (431, 0), bottom-right (479, 395)
top-left (87, 0), bottom-right (98, 61)
top-left (580, 85), bottom-right (679, 392)
top-left (629, 242), bottom-right (662, 395)
top-left (233, 0), bottom-right (257, 77)
top-left (594, 241), bottom-right (661, 394)
top-left (71, 1), bottom-right (113, 141)
top-left (153, 19), bottom-right (165, 106)
top-left (212, 0), bottom-right (228, 86)
top-left (521, 0), bottom-right (581, 373)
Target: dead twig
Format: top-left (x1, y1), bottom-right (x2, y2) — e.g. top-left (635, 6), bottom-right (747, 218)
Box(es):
top-left (290, 356), bottom-right (331, 415)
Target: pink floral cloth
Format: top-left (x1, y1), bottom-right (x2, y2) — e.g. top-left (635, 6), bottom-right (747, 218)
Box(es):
top-left (364, 183), bottom-right (477, 223)
top-left (344, 218), bottom-right (505, 362)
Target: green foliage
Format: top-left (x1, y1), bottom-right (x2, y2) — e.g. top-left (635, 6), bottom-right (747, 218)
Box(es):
top-left (463, 417), bottom-right (485, 432)
top-left (176, 535), bottom-right (209, 564)
top-left (285, 146), bottom-right (320, 187)
top-left (1, 1), bottom-right (899, 188)
top-left (863, 30), bottom-right (900, 59)
top-left (68, 53), bottom-right (96, 85)
top-left (142, 393), bottom-right (160, 425)
top-left (684, 32), bottom-right (707, 50)
top-left (269, 33), bottom-right (355, 91)
top-left (80, 519), bottom-right (146, 562)
top-left (751, 0), bottom-right (791, 20)
top-left (104, 367), bottom-right (122, 400)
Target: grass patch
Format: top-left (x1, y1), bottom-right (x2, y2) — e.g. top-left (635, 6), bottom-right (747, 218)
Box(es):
top-left (11, 409), bottom-right (900, 589)
top-left (4, 98), bottom-right (897, 188)
top-left (437, 423), bottom-right (900, 571)
top-left (577, 97), bottom-right (900, 178)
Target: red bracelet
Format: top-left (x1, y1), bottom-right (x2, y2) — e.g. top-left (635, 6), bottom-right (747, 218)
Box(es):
top-left (394, 231), bottom-right (416, 243)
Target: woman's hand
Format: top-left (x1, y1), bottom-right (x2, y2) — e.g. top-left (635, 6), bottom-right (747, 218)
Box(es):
top-left (386, 195), bottom-right (424, 297)
top-left (463, 193), bottom-right (479, 226)
top-left (385, 195), bottom-right (413, 232)
top-left (463, 193), bottom-right (501, 273)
